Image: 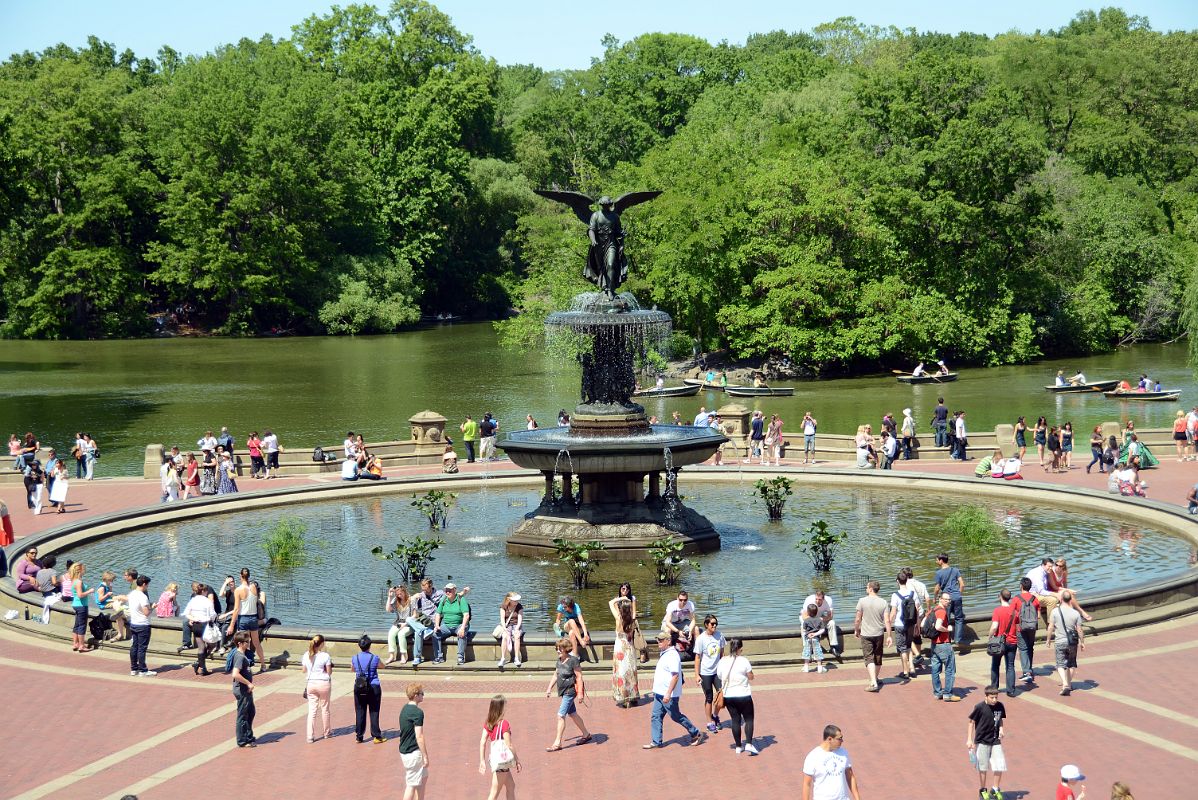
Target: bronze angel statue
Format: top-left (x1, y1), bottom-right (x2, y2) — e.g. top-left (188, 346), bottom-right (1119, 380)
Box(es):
top-left (534, 189), bottom-right (662, 299)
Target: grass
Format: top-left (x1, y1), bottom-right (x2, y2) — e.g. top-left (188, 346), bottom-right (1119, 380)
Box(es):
top-left (941, 505), bottom-right (1005, 547)
top-left (261, 517), bottom-right (308, 567)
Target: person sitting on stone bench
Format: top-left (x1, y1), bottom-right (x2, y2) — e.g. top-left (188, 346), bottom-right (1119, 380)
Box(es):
top-left (432, 581), bottom-right (472, 665)
top-left (661, 589), bottom-right (700, 646)
top-left (408, 578), bottom-right (468, 666)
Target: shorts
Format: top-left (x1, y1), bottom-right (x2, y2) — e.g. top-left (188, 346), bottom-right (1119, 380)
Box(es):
top-left (72, 607), bottom-right (89, 635)
top-left (1174, 431), bottom-right (1188, 441)
top-left (700, 673), bottom-right (722, 704)
top-left (894, 623), bottom-right (917, 653)
top-left (236, 616), bottom-right (259, 632)
top-left (266, 452), bottom-right (279, 469)
top-left (400, 749), bottom-right (427, 787)
top-left (557, 694), bottom-right (577, 718)
top-left (975, 742), bottom-right (1006, 772)
top-left (861, 635), bottom-right (884, 666)
top-left (1054, 642), bottom-right (1078, 669)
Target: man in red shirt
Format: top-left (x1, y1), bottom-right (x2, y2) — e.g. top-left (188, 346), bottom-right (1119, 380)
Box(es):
top-left (1011, 578), bottom-right (1041, 683)
top-left (987, 590), bottom-right (1020, 697)
top-left (930, 593), bottom-right (958, 701)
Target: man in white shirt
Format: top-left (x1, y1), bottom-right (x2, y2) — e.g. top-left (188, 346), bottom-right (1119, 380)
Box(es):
top-left (197, 430), bottom-right (218, 454)
top-left (341, 457), bottom-right (359, 481)
top-left (692, 614), bottom-right (726, 733)
top-left (912, 362), bottom-right (925, 377)
top-left (802, 724), bottom-right (860, 800)
top-left (261, 430), bottom-right (280, 479)
top-left (344, 431), bottom-right (359, 460)
top-left (661, 590), bottom-right (699, 643)
top-left (803, 590), bottom-right (841, 661)
top-left (887, 572), bottom-right (924, 680)
top-left (1025, 558), bottom-right (1059, 619)
top-left (955, 412), bottom-right (969, 461)
top-left (644, 632), bottom-right (706, 749)
top-left (127, 575), bottom-right (156, 676)
top-left (692, 406), bottom-right (708, 427)
top-left (902, 568), bottom-right (931, 666)
top-left (1186, 406), bottom-right (1198, 460)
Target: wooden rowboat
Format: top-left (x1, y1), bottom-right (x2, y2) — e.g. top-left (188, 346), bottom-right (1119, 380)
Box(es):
top-left (1043, 379), bottom-right (1120, 393)
top-left (896, 372), bottom-right (958, 384)
top-left (724, 386), bottom-right (795, 397)
top-left (1103, 390), bottom-right (1181, 402)
top-left (632, 384), bottom-right (702, 398)
top-left (682, 378), bottom-right (739, 391)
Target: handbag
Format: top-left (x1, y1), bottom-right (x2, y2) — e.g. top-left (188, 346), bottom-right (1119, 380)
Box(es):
top-left (714, 655), bottom-right (736, 714)
top-left (202, 622), bottom-right (222, 644)
top-left (488, 722), bottom-right (515, 771)
top-left (1056, 607), bottom-right (1079, 647)
top-left (492, 624), bottom-right (506, 639)
top-left (987, 606), bottom-right (1018, 656)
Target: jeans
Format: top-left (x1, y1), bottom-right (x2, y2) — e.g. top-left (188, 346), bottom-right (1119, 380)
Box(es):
top-left (75, 456), bottom-right (85, 479)
top-left (129, 624), bottom-right (151, 672)
top-left (1088, 446), bottom-right (1104, 472)
top-left (949, 597), bottom-right (965, 643)
top-left (930, 642), bottom-right (956, 697)
top-left (990, 642), bottom-right (1017, 693)
top-left (433, 624), bottom-right (469, 663)
top-left (407, 617), bottom-right (433, 663)
top-left (933, 422), bottom-right (947, 447)
top-left (182, 618), bottom-right (193, 648)
top-left (802, 636), bottom-right (824, 661)
top-left (233, 684), bottom-right (256, 745)
top-left (902, 437), bottom-right (913, 459)
top-left (1017, 628), bottom-right (1036, 676)
top-left (354, 684), bottom-right (382, 740)
top-left (650, 693), bottom-right (699, 745)
top-left (804, 434), bottom-right (815, 459)
top-left (464, 440), bottom-right (476, 462)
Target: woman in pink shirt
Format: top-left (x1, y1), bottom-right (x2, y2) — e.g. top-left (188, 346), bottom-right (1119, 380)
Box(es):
top-left (246, 432), bottom-right (264, 479)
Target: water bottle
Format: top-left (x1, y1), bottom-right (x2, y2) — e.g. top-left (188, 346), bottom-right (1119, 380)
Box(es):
top-left (968, 747), bottom-right (977, 768)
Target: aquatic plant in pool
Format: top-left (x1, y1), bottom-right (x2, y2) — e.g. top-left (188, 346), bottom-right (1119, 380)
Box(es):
top-left (796, 519), bottom-right (848, 572)
top-left (641, 536), bottom-right (701, 586)
top-left (372, 534), bottom-right (445, 584)
top-left (943, 505), bottom-right (1007, 548)
top-left (262, 518), bottom-right (309, 567)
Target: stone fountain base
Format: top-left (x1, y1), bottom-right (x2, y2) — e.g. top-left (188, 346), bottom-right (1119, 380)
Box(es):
top-left (506, 499), bottom-right (720, 560)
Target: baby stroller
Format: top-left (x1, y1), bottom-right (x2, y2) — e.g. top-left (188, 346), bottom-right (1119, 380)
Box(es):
top-left (88, 613), bottom-right (115, 645)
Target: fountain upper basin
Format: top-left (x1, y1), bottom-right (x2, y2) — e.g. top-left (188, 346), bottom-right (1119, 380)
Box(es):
top-left (499, 424), bottom-right (725, 473)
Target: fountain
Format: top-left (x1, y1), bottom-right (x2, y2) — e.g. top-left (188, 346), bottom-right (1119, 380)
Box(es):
top-left (499, 190), bottom-right (726, 558)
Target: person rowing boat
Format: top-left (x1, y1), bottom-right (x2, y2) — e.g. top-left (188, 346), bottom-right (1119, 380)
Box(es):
top-left (912, 362), bottom-right (926, 377)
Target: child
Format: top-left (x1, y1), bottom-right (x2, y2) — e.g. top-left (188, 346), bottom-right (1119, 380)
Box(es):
top-left (36, 555), bottom-right (59, 624)
top-left (1057, 765), bottom-right (1086, 800)
top-left (801, 603), bottom-right (826, 673)
top-left (156, 582), bottom-right (179, 618)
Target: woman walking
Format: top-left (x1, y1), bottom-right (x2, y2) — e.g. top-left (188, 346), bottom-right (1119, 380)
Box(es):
top-left (767, 413), bottom-right (785, 466)
top-left (226, 569), bottom-right (266, 669)
top-left (1012, 417), bottom-right (1027, 460)
top-left (1173, 411), bottom-right (1189, 461)
top-left (69, 562), bottom-right (95, 652)
top-left (181, 453), bottom-right (200, 499)
top-left (544, 638), bottom-right (592, 751)
top-left (246, 431), bottom-right (264, 479)
top-left (49, 459), bottom-right (69, 513)
top-left (217, 451), bottom-right (238, 494)
top-left (199, 448), bottom-right (218, 495)
top-left (82, 434), bottom-right (98, 480)
top-left (554, 596), bottom-right (591, 659)
top-left (479, 694), bottom-right (521, 800)
top-left (1061, 422), bottom-right (1074, 469)
top-left (716, 637), bottom-right (757, 755)
top-left (1046, 426), bottom-right (1063, 472)
top-left (184, 582), bottom-right (218, 675)
top-left (24, 459), bottom-right (44, 513)
top-left (302, 634), bottom-right (333, 742)
top-left (351, 635), bottom-right (385, 743)
top-left (385, 584), bottom-right (414, 666)
top-left (497, 592), bottom-right (524, 668)
top-left (609, 595), bottom-right (640, 707)
top-left (1087, 426), bottom-right (1106, 474)
top-left (1034, 417), bottom-right (1048, 466)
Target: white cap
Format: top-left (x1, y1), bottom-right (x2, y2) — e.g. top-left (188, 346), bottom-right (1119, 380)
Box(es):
top-left (903, 408), bottom-right (911, 416)
top-left (1060, 765), bottom-right (1085, 781)
top-left (443, 582), bottom-right (457, 590)
top-left (937, 360), bottom-right (946, 366)
top-left (509, 593), bottom-right (521, 602)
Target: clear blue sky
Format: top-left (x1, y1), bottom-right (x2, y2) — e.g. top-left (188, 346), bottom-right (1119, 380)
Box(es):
top-left (2, 1), bottom-right (1195, 69)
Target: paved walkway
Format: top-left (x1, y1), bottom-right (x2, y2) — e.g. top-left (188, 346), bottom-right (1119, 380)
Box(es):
top-left (1, 613), bottom-right (1194, 799)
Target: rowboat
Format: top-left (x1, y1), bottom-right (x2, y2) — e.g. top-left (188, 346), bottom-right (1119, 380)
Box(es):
top-left (682, 378), bottom-right (739, 391)
top-left (1103, 390), bottom-right (1182, 402)
top-left (724, 386), bottom-right (795, 397)
top-left (1043, 379), bottom-right (1120, 393)
top-left (896, 372), bottom-right (958, 384)
top-left (632, 385), bottom-right (702, 398)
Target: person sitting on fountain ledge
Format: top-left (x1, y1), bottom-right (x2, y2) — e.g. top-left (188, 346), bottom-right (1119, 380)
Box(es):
top-left (432, 582), bottom-right (471, 665)
top-left (661, 590), bottom-right (700, 646)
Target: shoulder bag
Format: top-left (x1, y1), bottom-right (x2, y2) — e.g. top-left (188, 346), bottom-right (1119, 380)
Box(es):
top-left (713, 655), bottom-right (735, 714)
top-left (492, 607), bottom-right (511, 639)
top-left (1056, 607), bottom-right (1079, 647)
top-left (488, 721), bottom-right (515, 771)
top-left (987, 607), bottom-right (1017, 656)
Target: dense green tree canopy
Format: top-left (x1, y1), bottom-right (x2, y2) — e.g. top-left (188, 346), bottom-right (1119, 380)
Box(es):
top-left (1, 4), bottom-right (1195, 373)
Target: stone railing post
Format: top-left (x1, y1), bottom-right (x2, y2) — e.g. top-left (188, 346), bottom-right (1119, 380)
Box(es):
top-left (144, 444), bottom-right (164, 479)
top-left (408, 411), bottom-right (448, 465)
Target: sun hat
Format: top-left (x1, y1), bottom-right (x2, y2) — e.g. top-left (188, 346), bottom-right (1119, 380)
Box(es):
top-left (509, 593), bottom-right (521, 602)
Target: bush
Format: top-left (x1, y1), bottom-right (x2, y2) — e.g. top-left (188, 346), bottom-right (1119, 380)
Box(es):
top-left (754, 476), bottom-right (794, 519)
top-left (942, 505), bottom-right (1004, 547)
top-left (552, 538), bottom-right (606, 589)
top-left (372, 535), bottom-right (446, 584)
top-left (639, 536), bottom-right (701, 585)
top-left (262, 518), bottom-right (308, 567)
top-left (796, 519), bottom-right (848, 572)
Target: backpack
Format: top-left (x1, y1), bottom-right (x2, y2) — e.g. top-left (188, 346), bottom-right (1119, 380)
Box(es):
top-left (312, 446), bottom-right (325, 462)
top-left (353, 653), bottom-right (373, 695)
top-left (920, 607), bottom-right (940, 640)
top-left (1017, 594), bottom-right (1038, 632)
top-left (899, 590), bottom-right (918, 628)
top-left (224, 648), bottom-right (255, 674)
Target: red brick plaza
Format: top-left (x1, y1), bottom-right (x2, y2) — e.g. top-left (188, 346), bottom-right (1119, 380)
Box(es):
top-left (3, 458), bottom-right (1196, 800)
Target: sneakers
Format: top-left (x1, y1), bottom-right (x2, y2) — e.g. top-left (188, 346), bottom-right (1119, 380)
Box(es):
top-left (372, 736), bottom-right (387, 744)
top-left (690, 731), bottom-right (707, 746)
top-left (706, 722), bottom-right (718, 733)
top-left (497, 659), bottom-right (506, 668)
top-left (817, 665), bottom-right (828, 673)
top-left (130, 670), bottom-right (139, 676)
top-left (801, 665), bottom-right (810, 673)
top-left (140, 670), bottom-right (157, 677)
top-left (734, 746), bottom-right (744, 754)
top-left (744, 742), bottom-right (760, 756)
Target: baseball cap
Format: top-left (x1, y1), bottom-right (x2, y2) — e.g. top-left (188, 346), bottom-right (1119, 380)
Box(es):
top-left (443, 581), bottom-right (457, 590)
top-left (1060, 765), bottom-right (1085, 781)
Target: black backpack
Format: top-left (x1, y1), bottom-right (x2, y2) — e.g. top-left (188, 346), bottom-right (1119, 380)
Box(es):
top-left (899, 590), bottom-right (918, 628)
top-left (353, 653), bottom-right (374, 695)
top-left (1018, 594), bottom-right (1039, 632)
top-left (920, 607), bottom-right (940, 640)
top-left (312, 446), bottom-right (325, 462)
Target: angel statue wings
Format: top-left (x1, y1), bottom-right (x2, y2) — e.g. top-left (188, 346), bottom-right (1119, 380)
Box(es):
top-left (533, 190), bottom-right (662, 299)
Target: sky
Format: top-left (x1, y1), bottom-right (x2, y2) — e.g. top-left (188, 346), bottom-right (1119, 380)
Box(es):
top-left (1, 1), bottom-right (1196, 69)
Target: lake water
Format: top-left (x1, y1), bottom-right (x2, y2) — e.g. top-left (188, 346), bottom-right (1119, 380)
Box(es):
top-left (61, 482), bottom-right (1194, 631)
top-left (1, 325), bottom-right (1193, 476)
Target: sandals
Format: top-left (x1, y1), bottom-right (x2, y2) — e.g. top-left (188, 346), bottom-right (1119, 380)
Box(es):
top-left (545, 744), bottom-right (563, 752)
top-left (577, 735), bottom-right (593, 745)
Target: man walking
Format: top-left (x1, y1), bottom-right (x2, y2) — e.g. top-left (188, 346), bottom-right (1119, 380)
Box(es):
top-left (932, 398), bottom-right (949, 448)
top-left (693, 614), bottom-right (725, 733)
top-left (853, 580), bottom-right (890, 692)
top-left (933, 553), bottom-right (966, 645)
top-left (929, 593), bottom-right (959, 701)
top-left (988, 590), bottom-right (1020, 697)
top-left (644, 631), bottom-right (706, 749)
top-left (888, 572), bottom-right (923, 680)
top-left (399, 683), bottom-right (429, 800)
top-left (955, 411), bottom-right (970, 460)
top-left (460, 415), bottom-right (479, 463)
top-left (802, 724), bottom-right (861, 800)
top-left (1011, 578), bottom-right (1041, 683)
top-left (967, 686), bottom-right (1008, 800)
top-left (230, 630), bottom-right (256, 747)
top-left (479, 413), bottom-right (498, 461)
top-left (127, 575), bottom-right (156, 677)
top-left (903, 567), bottom-right (931, 667)
top-left (1045, 590), bottom-right (1084, 696)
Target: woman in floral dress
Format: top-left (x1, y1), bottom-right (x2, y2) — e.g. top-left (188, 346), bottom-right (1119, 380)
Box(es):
top-left (608, 595), bottom-right (640, 707)
top-left (199, 448), bottom-right (218, 495)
